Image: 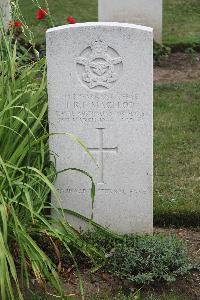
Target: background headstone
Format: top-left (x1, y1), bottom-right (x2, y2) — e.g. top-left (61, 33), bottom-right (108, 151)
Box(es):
top-left (47, 22), bottom-right (153, 234)
top-left (0, 0), bottom-right (11, 30)
top-left (98, 0), bottom-right (162, 43)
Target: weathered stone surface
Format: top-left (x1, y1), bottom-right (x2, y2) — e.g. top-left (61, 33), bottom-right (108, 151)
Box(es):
top-left (0, 0), bottom-right (11, 30)
top-left (47, 23), bottom-right (153, 234)
top-left (98, 0), bottom-right (162, 43)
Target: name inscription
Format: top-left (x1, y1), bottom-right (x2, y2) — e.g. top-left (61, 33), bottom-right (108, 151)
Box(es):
top-left (56, 92), bottom-right (144, 123)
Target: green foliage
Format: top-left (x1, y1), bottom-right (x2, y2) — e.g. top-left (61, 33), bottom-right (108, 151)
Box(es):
top-left (163, 0), bottom-right (200, 46)
top-left (107, 234), bottom-right (190, 284)
top-left (0, 14), bottom-right (103, 300)
top-left (82, 228), bottom-right (121, 254)
top-left (81, 230), bottom-right (191, 285)
top-left (153, 42), bottom-right (171, 65)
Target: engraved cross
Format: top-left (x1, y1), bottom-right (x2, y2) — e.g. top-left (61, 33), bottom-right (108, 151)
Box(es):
top-left (88, 128), bottom-right (118, 184)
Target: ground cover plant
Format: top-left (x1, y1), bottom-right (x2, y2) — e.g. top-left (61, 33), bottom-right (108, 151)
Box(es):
top-left (82, 231), bottom-right (192, 285)
top-left (18, 0), bottom-right (200, 47)
top-left (154, 82), bottom-right (200, 226)
top-left (107, 235), bottom-right (190, 284)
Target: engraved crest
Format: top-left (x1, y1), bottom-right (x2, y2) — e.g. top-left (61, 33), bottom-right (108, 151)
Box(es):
top-left (76, 40), bottom-right (123, 91)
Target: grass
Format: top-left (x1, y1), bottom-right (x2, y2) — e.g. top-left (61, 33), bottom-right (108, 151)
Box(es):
top-left (163, 0), bottom-right (200, 46)
top-left (154, 81), bottom-right (200, 226)
top-left (17, 0), bottom-right (200, 46)
top-left (18, 0), bottom-right (98, 44)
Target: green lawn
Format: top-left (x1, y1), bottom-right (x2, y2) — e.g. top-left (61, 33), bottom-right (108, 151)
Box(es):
top-left (163, 0), bottom-right (200, 45)
top-left (18, 0), bottom-right (200, 46)
top-left (154, 81), bottom-right (200, 226)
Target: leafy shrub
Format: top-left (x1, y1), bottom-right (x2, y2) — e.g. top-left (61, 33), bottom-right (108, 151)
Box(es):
top-left (107, 234), bottom-right (190, 284)
top-left (81, 230), bottom-right (191, 285)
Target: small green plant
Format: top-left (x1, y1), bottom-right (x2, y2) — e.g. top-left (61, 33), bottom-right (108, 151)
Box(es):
top-left (153, 41), bottom-right (171, 65)
top-left (80, 230), bottom-right (192, 285)
top-left (107, 234), bottom-right (190, 284)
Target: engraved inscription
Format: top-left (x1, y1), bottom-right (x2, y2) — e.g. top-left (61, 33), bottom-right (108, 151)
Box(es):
top-left (56, 93), bottom-right (144, 123)
top-left (58, 187), bottom-right (148, 197)
top-left (88, 128), bottom-right (118, 184)
top-left (76, 40), bottom-right (123, 91)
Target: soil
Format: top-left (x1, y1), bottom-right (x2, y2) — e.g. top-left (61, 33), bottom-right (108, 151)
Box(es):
top-left (154, 53), bottom-right (200, 84)
top-left (58, 228), bottom-right (200, 299)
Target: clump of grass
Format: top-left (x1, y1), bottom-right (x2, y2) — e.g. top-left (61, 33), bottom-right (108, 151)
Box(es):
top-left (0, 11), bottom-right (103, 300)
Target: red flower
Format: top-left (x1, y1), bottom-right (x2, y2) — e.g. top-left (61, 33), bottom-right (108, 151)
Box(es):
top-left (67, 16), bottom-right (76, 24)
top-left (15, 21), bottom-right (23, 27)
top-left (36, 8), bottom-right (48, 20)
top-left (9, 20), bottom-right (23, 27)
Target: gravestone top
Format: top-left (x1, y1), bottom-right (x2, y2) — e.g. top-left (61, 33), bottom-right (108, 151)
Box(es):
top-left (98, 0), bottom-right (162, 43)
top-left (47, 22), bottom-right (153, 234)
top-left (47, 22), bottom-right (153, 33)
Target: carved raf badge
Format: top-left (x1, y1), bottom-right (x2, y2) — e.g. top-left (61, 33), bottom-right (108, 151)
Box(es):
top-left (76, 40), bottom-right (123, 91)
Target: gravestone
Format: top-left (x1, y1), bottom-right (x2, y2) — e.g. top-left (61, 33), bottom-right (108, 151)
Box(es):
top-left (47, 22), bottom-right (153, 234)
top-left (0, 0), bottom-right (11, 30)
top-left (98, 0), bottom-right (162, 43)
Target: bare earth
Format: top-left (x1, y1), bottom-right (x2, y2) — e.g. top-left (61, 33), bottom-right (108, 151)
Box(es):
top-left (154, 53), bottom-right (200, 84)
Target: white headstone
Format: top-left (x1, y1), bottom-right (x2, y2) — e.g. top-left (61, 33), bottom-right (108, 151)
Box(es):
top-left (0, 0), bottom-right (11, 30)
top-left (47, 23), bottom-right (153, 234)
top-left (98, 0), bottom-right (162, 43)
